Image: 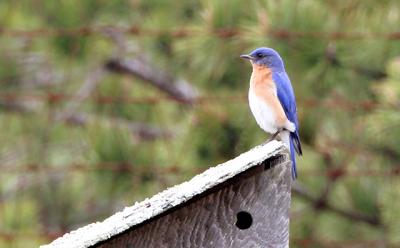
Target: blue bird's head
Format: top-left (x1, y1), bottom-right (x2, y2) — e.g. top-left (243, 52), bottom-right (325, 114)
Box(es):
top-left (240, 47), bottom-right (285, 71)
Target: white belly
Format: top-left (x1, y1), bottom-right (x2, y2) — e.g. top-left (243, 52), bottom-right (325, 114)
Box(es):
top-left (248, 89), bottom-right (279, 134)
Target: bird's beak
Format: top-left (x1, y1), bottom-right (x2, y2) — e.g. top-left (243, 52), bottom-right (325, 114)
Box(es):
top-left (240, 54), bottom-right (253, 60)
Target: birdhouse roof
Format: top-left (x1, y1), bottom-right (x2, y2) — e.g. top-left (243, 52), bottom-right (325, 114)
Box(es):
top-left (42, 141), bottom-right (286, 248)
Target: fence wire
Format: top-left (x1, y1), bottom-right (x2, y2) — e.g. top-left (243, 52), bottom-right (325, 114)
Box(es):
top-left (1, 163), bottom-right (399, 177)
top-left (0, 26), bottom-right (400, 40)
top-left (0, 92), bottom-right (379, 111)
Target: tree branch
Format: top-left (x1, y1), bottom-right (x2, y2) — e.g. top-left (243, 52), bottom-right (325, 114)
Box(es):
top-left (55, 66), bottom-right (106, 122)
top-left (292, 183), bottom-right (381, 226)
top-left (105, 57), bottom-right (198, 104)
top-left (1, 103), bottom-right (172, 141)
top-left (0, 101), bottom-right (35, 113)
top-left (63, 112), bottom-right (173, 141)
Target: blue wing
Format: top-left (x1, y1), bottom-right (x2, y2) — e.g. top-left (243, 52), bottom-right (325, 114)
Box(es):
top-left (273, 71), bottom-right (302, 178)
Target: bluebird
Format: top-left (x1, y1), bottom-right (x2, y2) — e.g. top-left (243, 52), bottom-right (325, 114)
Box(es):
top-left (241, 47), bottom-right (302, 178)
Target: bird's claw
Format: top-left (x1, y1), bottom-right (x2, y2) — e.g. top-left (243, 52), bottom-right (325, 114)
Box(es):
top-left (263, 128), bottom-right (284, 145)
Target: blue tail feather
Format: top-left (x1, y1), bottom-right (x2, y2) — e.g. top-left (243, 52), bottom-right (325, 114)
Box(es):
top-left (289, 135), bottom-right (298, 179)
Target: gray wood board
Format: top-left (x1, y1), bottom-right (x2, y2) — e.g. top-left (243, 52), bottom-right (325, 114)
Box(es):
top-left (96, 156), bottom-right (291, 248)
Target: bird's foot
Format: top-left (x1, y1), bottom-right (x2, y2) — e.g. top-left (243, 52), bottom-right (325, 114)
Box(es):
top-left (262, 128), bottom-right (283, 145)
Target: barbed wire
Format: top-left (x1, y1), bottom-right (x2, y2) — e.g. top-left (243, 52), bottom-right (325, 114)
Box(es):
top-left (0, 26), bottom-right (400, 40)
top-left (0, 231), bottom-right (63, 242)
top-left (0, 92), bottom-right (378, 111)
top-left (0, 163), bottom-right (184, 175)
top-left (1, 162), bottom-right (398, 177)
top-left (0, 92), bottom-right (245, 105)
top-left (292, 238), bottom-right (398, 247)
top-left (0, 231), bottom-right (398, 247)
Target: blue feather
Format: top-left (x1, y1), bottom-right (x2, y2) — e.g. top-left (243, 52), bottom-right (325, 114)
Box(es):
top-left (289, 136), bottom-right (298, 178)
top-left (273, 71), bottom-right (302, 179)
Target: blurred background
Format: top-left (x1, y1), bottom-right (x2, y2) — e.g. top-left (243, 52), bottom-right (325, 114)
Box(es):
top-left (1, 0), bottom-right (400, 247)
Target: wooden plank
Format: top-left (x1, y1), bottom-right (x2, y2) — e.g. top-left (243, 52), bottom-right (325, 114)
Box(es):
top-left (95, 155), bottom-right (291, 248)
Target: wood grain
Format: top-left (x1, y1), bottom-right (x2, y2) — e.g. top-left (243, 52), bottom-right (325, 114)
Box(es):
top-left (95, 155), bottom-right (291, 248)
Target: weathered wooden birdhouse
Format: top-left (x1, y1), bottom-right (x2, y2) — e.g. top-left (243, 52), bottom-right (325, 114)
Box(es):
top-left (42, 141), bottom-right (292, 248)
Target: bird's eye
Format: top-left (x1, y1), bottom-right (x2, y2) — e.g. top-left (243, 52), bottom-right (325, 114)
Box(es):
top-left (256, 53), bottom-right (264, 58)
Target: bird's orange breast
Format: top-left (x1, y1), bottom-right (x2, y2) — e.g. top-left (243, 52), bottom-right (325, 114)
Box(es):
top-left (250, 64), bottom-right (288, 126)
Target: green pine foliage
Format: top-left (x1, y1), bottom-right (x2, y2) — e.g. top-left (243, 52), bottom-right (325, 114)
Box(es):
top-left (0, 0), bottom-right (399, 246)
